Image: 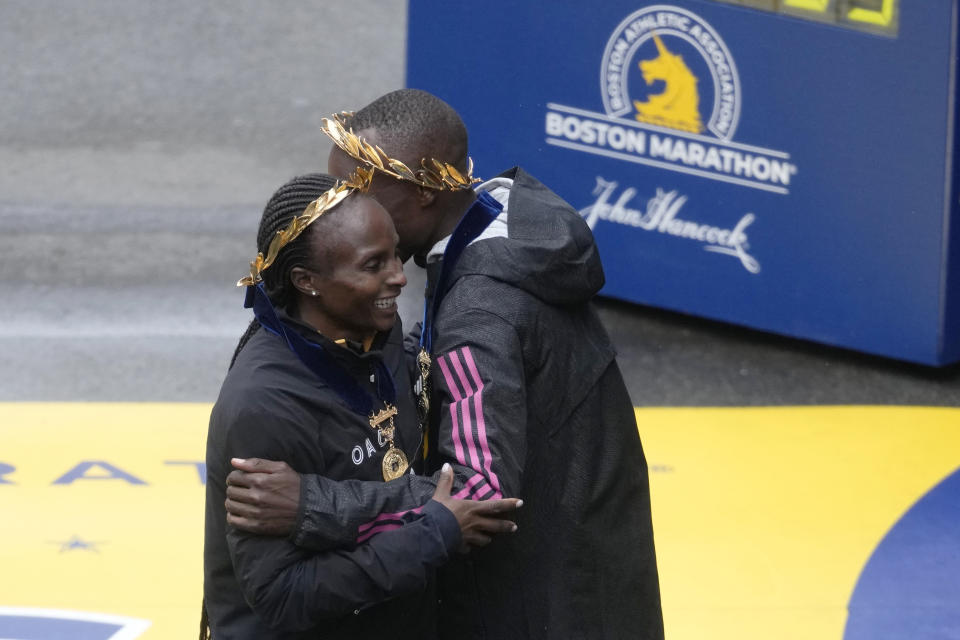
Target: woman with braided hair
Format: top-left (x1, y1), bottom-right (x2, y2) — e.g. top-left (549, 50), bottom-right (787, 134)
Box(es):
top-left (202, 173), bottom-right (518, 639)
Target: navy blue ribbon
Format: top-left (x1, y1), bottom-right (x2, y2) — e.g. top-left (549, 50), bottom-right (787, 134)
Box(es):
top-left (419, 191), bottom-right (504, 353)
top-left (245, 282), bottom-right (396, 416)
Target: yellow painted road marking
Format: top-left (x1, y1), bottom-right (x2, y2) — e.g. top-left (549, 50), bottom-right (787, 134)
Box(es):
top-left (1, 404), bottom-right (957, 639)
top-left (640, 406), bottom-right (960, 640)
top-left (1, 403), bottom-right (209, 639)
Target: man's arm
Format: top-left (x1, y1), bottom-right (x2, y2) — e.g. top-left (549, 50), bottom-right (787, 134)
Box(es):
top-left (227, 459), bottom-right (519, 551)
top-left (226, 458), bottom-right (433, 540)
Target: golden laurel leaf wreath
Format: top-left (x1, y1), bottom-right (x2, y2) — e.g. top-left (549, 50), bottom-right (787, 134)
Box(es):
top-left (321, 112), bottom-right (481, 191)
top-left (237, 167), bottom-right (374, 287)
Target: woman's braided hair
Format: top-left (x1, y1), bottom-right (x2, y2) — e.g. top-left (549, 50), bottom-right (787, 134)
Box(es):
top-left (202, 173), bottom-right (341, 639)
top-left (227, 173), bottom-right (339, 369)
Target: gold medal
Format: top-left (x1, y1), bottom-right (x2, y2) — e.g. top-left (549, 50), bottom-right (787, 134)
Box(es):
top-left (369, 403), bottom-right (408, 481)
top-left (369, 404), bottom-right (397, 432)
top-left (382, 446), bottom-right (409, 481)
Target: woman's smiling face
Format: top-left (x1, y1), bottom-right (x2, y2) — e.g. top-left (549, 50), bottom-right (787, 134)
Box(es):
top-left (302, 194), bottom-right (407, 342)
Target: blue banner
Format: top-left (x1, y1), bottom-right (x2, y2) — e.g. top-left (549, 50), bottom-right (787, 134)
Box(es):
top-left (408, 0), bottom-right (960, 365)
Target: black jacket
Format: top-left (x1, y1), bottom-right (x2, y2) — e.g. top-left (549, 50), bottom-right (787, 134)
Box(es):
top-left (203, 315), bottom-right (460, 639)
top-left (288, 168), bottom-right (663, 639)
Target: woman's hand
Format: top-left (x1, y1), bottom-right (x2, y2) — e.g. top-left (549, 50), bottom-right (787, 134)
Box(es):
top-left (431, 463), bottom-right (522, 552)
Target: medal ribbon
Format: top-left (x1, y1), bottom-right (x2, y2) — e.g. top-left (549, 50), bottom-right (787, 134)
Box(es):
top-left (419, 191), bottom-right (504, 353)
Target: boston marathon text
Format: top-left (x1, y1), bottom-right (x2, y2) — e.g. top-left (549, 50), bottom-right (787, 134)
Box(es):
top-left (546, 111), bottom-right (797, 191)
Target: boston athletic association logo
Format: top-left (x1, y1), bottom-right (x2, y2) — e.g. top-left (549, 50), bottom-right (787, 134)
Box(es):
top-left (545, 5), bottom-right (798, 273)
top-left (602, 8), bottom-right (740, 140)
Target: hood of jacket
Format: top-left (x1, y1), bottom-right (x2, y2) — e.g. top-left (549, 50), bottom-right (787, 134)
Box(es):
top-left (445, 167), bottom-right (605, 305)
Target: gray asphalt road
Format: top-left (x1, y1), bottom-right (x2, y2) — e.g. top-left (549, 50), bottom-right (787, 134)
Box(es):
top-left (1, 0), bottom-right (411, 401)
top-left (2, 0), bottom-right (958, 405)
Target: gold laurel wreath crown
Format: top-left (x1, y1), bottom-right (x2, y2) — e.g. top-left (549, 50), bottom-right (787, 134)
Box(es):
top-left (237, 167), bottom-right (374, 287)
top-left (321, 111), bottom-right (481, 191)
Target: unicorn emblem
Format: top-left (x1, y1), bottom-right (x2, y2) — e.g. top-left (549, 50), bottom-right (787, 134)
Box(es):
top-left (633, 34), bottom-right (704, 134)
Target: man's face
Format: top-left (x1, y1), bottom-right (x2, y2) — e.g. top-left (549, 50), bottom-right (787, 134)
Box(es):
top-left (327, 129), bottom-right (437, 262)
top-left (309, 196), bottom-right (407, 341)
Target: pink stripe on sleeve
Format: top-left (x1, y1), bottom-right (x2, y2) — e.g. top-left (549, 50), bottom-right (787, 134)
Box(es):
top-left (472, 484), bottom-right (497, 500)
top-left (357, 506), bottom-right (425, 534)
top-left (437, 355), bottom-right (467, 466)
top-left (452, 473), bottom-right (488, 500)
top-left (449, 351), bottom-right (482, 472)
top-left (461, 347), bottom-right (503, 494)
top-left (356, 522), bottom-right (402, 543)
top-left (355, 506), bottom-right (426, 543)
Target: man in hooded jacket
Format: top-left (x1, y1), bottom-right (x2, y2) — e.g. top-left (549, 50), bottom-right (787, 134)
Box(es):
top-left (224, 89), bottom-right (663, 640)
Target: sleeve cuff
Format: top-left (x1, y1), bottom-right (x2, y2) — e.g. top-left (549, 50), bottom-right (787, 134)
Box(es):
top-left (423, 499), bottom-right (462, 554)
top-left (288, 471), bottom-right (310, 545)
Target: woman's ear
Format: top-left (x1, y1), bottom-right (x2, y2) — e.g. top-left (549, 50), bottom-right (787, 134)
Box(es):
top-left (290, 266), bottom-right (321, 298)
